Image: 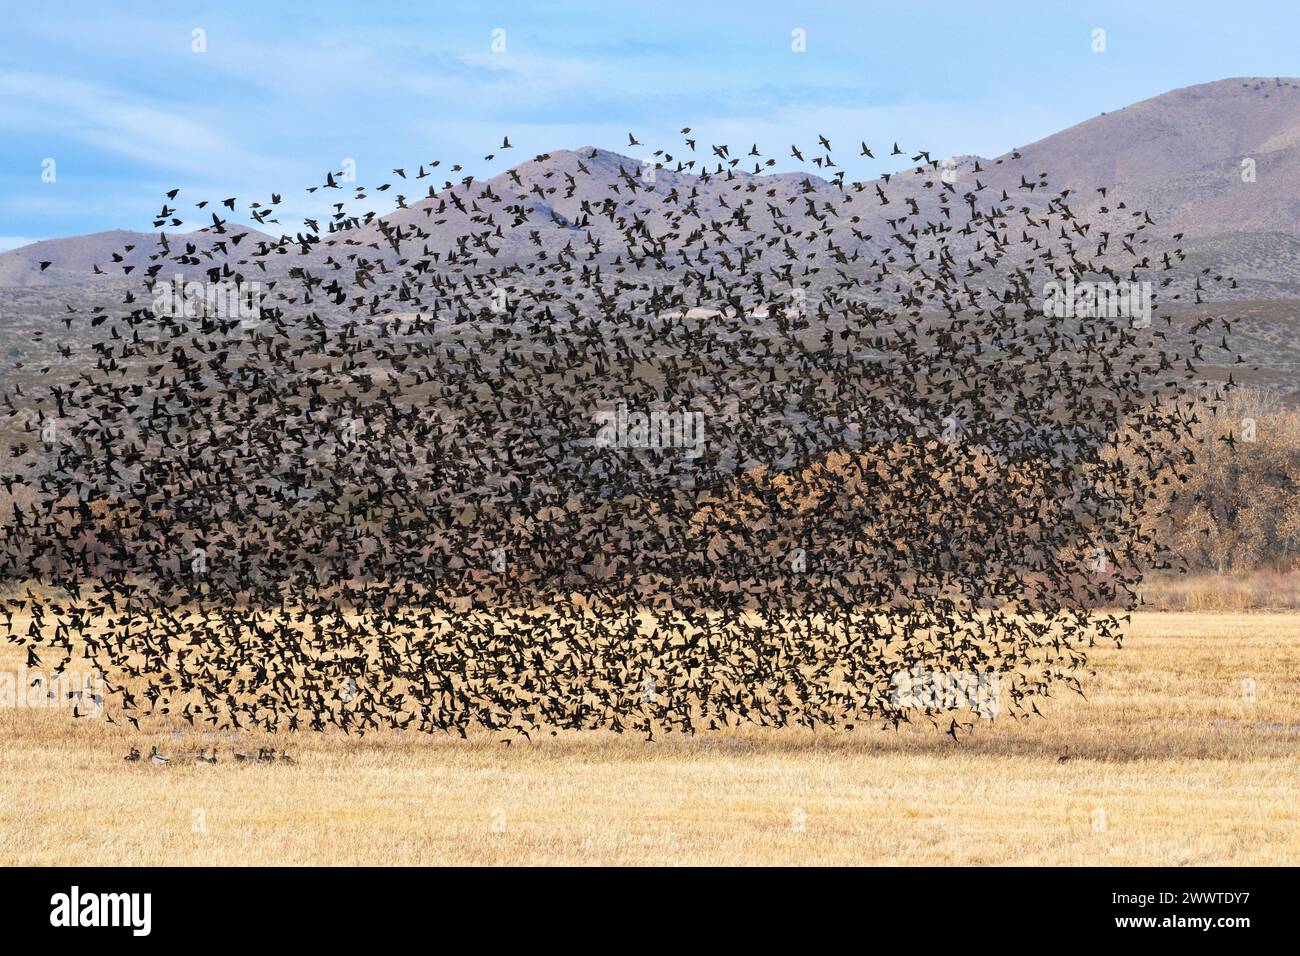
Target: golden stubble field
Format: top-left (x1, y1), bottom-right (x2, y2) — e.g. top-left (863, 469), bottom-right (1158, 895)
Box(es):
top-left (0, 611), bottom-right (1296, 866)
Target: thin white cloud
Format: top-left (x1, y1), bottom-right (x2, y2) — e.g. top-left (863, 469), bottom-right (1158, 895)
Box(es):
top-left (0, 70), bottom-right (302, 180)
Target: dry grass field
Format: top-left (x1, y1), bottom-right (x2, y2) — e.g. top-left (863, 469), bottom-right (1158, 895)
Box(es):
top-left (1, 611), bottom-right (1296, 866)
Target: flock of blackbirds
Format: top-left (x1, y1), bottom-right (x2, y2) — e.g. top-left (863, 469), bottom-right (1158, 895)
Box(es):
top-left (0, 130), bottom-right (1240, 740)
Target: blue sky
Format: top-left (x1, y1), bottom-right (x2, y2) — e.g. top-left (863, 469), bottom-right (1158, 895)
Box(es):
top-left (2, 0), bottom-right (1297, 248)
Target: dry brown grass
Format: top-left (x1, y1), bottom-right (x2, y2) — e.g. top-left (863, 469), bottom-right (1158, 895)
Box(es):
top-left (1138, 570), bottom-right (1300, 611)
top-left (0, 611), bottom-right (1296, 866)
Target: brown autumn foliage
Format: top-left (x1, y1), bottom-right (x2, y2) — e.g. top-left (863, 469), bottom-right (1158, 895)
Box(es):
top-left (1142, 387), bottom-right (1300, 574)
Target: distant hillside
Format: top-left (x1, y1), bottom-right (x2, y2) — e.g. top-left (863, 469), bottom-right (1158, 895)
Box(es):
top-left (6, 77), bottom-right (1300, 301)
top-left (0, 227), bottom-right (275, 288)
